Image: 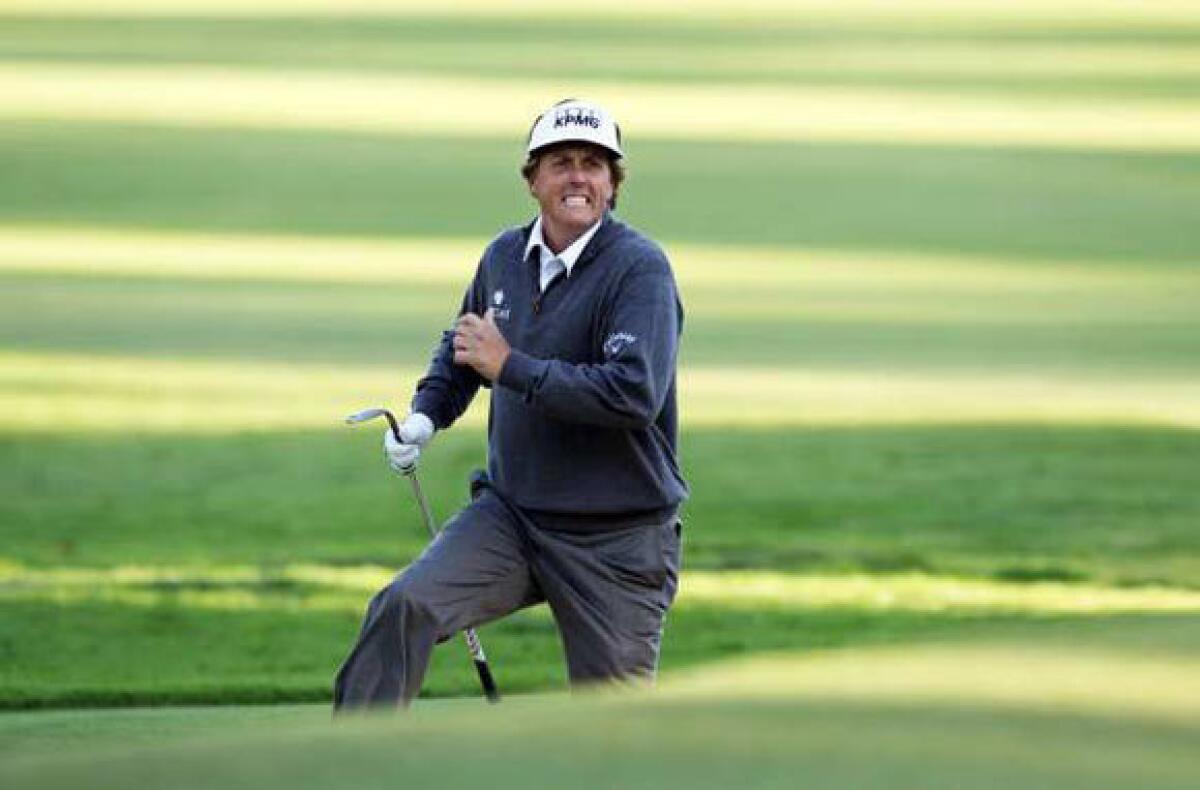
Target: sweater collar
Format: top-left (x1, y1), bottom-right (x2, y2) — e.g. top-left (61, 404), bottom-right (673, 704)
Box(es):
top-left (522, 213), bottom-right (619, 270)
top-left (524, 215), bottom-right (604, 277)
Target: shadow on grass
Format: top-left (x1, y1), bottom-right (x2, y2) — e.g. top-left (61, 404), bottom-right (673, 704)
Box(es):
top-left (3, 422), bottom-right (1198, 707)
top-left (4, 15), bottom-right (1200, 98)
top-left (3, 593), bottom-right (1198, 710)
top-left (3, 423), bottom-right (1198, 585)
top-left (5, 121), bottom-right (1198, 263)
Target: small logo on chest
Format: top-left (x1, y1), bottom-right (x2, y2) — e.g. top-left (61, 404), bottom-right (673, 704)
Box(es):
top-left (491, 289), bottom-right (511, 321)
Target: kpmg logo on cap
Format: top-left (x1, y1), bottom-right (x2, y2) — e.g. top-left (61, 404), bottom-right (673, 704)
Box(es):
top-left (553, 108), bottom-right (601, 130)
top-left (529, 100), bottom-right (621, 157)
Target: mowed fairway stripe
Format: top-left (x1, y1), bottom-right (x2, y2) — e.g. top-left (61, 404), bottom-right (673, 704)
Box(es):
top-left (4, 18), bottom-right (1200, 92)
top-left (6, 225), bottom-right (1197, 291)
top-left (0, 224), bottom-right (482, 285)
top-left (10, 0), bottom-right (1200, 25)
top-left (663, 645), bottom-right (1200, 726)
top-left (2, 63), bottom-right (1198, 150)
top-left (2, 224), bottom-right (1200, 427)
top-left (0, 226), bottom-right (482, 286)
top-left (3, 227), bottom-right (1197, 429)
top-left (6, 565), bottom-right (1200, 616)
top-left (1, 351), bottom-right (1197, 431)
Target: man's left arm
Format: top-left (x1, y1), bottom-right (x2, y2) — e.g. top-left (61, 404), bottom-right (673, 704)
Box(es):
top-left (493, 259), bottom-right (681, 429)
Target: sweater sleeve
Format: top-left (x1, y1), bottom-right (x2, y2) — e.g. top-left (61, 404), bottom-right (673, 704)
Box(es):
top-left (496, 253), bottom-right (682, 429)
top-left (410, 259), bottom-right (489, 430)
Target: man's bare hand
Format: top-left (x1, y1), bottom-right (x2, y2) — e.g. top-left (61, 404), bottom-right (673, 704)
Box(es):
top-left (453, 309), bottom-right (511, 381)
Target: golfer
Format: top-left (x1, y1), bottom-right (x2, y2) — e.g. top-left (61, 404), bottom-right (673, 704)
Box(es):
top-left (334, 99), bottom-right (688, 708)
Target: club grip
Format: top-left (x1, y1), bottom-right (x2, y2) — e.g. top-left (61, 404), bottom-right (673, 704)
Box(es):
top-left (474, 660), bottom-right (501, 704)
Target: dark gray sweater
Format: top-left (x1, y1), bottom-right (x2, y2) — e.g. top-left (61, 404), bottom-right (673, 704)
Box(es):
top-left (411, 214), bottom-right (689, 531)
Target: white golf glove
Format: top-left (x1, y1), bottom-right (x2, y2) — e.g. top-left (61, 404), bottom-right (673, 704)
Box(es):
top-left (383, 412), bottom-right (435, 474)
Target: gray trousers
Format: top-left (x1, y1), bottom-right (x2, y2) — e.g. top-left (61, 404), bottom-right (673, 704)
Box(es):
top-left (333, 489), bottom-right (681, 709)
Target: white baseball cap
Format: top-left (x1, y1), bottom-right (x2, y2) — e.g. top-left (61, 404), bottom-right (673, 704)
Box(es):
top-left (526, 99), bottom-right (623, 159)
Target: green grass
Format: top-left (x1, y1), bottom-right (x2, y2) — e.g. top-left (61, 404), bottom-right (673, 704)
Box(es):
top-left (3, 426), bottom-right (1199, 581)
top-left (2, 623), bottom-right (1198, 789)
top-left (1, 2), bottom-right (1198, 780)
top-left (4, 573), bottom-right (1198, 708)
top-left (5, 699), bottom-right (1198, 790)
top-left (4, 121), bottom-right (1199, 262)
top-left (4, 15), bottom-right (1200, 99)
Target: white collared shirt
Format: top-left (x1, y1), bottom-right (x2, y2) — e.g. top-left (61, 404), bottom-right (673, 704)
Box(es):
top-left (525, 216), bottom-right (604, 293)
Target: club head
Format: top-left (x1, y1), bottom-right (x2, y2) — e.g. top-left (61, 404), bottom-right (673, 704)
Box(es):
top-left (345, 407), bottom-right (388, 425)
top-left (345, 407), bottom-right (402, 441)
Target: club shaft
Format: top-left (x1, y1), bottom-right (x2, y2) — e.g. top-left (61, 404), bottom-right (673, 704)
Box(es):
top-left (404, 468), bottom-right (501, 703)
top-left (405, 471), bottom-right (439, 541)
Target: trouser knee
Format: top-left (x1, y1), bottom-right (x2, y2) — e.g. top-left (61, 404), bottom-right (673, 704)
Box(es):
top-left (372, 574), bottom-right (443, 636)
top-left (565, 623), bottom-right (663, 686)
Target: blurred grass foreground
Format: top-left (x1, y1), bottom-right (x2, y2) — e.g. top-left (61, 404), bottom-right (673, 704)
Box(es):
top-left (1, 0), bottom-right (1199, 786)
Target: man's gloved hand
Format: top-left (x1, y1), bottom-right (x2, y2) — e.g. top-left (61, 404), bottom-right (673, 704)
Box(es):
top-left (382, 412), bottom-right (435, 474)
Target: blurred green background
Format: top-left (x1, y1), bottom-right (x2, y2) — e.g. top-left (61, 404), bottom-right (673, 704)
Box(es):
top-left (1, 1), bottom-right (1198, 787)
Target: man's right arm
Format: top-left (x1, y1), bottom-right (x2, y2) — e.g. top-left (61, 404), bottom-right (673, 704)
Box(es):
top-left (409, 260), bottom-right (490, 430)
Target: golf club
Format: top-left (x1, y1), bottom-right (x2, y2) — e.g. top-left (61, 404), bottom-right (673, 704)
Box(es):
top-left (344, 407), bottom-right (501, 704)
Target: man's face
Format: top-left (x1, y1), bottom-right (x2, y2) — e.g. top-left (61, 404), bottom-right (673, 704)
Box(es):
top-left (528, 144), bottom-right (615, 241)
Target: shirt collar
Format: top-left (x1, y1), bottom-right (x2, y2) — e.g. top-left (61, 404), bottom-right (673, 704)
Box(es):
top-left (524, 215), bottom-right (605, 277)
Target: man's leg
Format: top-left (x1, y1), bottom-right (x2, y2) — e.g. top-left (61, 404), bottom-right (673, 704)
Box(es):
top-left (333, 493), bottom-right (538, 709)
top-left (533, 519), bottom-right (682, 686)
